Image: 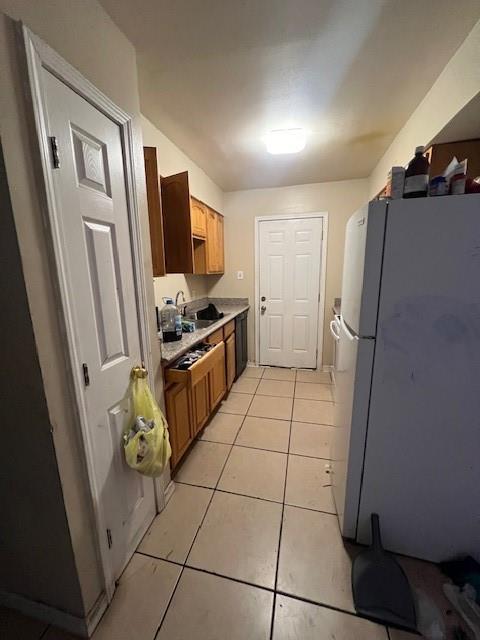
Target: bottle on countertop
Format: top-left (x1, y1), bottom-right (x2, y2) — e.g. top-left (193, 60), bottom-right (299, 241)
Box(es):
top-left (403, 146), bottom-right (430, 198)
top-left (160, 298), bottom-right (182, 342)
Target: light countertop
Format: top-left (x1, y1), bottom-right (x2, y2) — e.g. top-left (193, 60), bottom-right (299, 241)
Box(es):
top-left (160, 302), bottom-right (249, 366)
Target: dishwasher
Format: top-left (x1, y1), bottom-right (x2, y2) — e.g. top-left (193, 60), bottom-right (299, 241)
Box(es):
top-left (235, 310), bottom-right (248, 379)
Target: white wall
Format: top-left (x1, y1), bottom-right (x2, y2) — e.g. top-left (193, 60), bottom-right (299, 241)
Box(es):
top-left (208, 179), bottom-right (369, 365)
top-left (141, 115), bottom-right (224, 306)
top-left (369, 18), bottom-right (480, 198)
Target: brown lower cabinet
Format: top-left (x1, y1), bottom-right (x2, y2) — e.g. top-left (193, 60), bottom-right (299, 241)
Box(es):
top-left (164, 340), bottom-right (227, 469)
top-left (164, 381), bottom-right (191, 468)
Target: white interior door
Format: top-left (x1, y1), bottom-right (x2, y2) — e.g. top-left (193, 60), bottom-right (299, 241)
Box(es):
top-left (258, 217), bottom-right (323, 368)
top-left (42, 69), bottom-right (155, 580)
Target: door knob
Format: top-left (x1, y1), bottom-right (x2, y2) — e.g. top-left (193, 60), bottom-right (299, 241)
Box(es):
top-left (131, 364), bottom-right (148, 379)
top-left (261, 305), bottom-right (267, 313)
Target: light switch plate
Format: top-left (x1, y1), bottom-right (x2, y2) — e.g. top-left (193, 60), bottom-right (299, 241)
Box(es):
top-left (236, 270), bottom-right (244, 280)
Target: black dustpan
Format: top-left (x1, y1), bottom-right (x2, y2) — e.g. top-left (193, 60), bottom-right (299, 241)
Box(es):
top-left (352, 513), bottom-right (417, 632)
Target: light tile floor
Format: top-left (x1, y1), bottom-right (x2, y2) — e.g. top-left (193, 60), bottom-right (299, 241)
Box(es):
top-left (5, 366), bottom-right (459, 639)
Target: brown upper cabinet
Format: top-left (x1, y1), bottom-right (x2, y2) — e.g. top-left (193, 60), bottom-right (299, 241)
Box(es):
top-left (190, 197), bottom-right (207, 238)
top-left (147, 168), bottom-right (224, 275)
top-left (143, 147), bottom-right (166, 276)
top-left (206, 207), bottom-right (224, 274)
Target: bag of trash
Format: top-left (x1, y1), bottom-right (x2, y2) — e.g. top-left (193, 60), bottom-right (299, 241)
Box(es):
top-left (123, 373), bottom-right (171, 477)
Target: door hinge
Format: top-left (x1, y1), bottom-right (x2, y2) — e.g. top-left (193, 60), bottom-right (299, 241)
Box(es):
top-left (82, 363), bottom-right (90, 387)
top-left (49, 136), bottom-right (60, 169)
top-left (106, 528), bottom-right (113, 549)
top-left (318, 293), bottom-right (321, 302)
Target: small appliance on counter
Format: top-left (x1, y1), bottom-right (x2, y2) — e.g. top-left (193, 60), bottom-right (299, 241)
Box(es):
top-left (196, 303), bottom-right (224, 321)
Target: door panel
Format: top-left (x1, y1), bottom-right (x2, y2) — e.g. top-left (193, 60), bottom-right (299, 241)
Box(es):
top-left (83, 219), bottom-right (129, 366)
top-left (259, 217), bottom-right (323, 368)
top-left (192, 375), bottom-right (210, 434)
top-left (166, 382), bottom-right (193, 468)
top-left (43, 69), bottom-right (155, 580)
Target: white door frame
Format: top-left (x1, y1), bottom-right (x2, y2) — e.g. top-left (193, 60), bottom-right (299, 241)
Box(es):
top-left (254, 212), bottom-right (328, 369)
top-left (20, 25), bottom-right (154, 600)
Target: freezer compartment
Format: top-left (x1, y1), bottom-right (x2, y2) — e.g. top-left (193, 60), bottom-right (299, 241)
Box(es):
top-left (331, 317), bottom-right (375, 538)
top-left (341, 201), bottom-right (386, 337)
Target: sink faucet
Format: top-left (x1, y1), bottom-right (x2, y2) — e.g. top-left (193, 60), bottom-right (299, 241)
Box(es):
top-left (175, 290), bottom-right (186, 315)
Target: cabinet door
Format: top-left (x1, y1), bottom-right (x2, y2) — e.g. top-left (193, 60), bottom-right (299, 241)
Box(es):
top-left (192, 373), bottom-right (210, 435)
top-left (160, 172), bottom-right (194, 274)
top-left (143, 147), bottom-right (166, 276)
top-left (206, 207), bottom-right (218, 273)
top-left (191, 198), bottom-right (207, 238)
top-left (216, 214), bottom-right (224, 273)
top-left (225, 333), bottom-right (236, 390)
top-left (165, 382), bottom-right (193, 469)
top-left (209, 344), bottom-right (227, 409)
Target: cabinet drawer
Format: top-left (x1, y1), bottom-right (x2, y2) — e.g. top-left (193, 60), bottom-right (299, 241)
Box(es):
top-left (206, 328), bottom-right (224, 345)
top-left (165, 340), bottom-right (224, 387)
top-left (223, 319), bottom-right (234, 339)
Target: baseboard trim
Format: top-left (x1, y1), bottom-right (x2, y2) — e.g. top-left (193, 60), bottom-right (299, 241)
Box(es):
top-left (0, 590), bottom-right (92, 637)
top-left (85, 591), bottom-right (109, 637)
top-left (164, 479), bottom-right (176, 505)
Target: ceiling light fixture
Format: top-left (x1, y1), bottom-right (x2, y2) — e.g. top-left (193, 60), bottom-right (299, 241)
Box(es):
top-left (264, 128), bottom-right (306, 155)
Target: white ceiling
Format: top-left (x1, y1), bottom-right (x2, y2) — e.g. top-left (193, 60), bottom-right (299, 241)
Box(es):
top-left (100, 0), bottom-right (480, 191)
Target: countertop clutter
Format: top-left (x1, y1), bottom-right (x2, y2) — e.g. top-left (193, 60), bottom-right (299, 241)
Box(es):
top-left (160, 298), bottom-right (249, 364)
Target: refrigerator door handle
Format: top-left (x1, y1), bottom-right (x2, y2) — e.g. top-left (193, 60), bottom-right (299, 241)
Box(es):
top-left (341, 316), bottom-right (359, 341)
top-left (330, 320), bottom-right (340, 341)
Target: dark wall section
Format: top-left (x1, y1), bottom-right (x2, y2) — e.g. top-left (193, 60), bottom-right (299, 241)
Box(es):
top-left (0, 140), bottom-right (84, 616)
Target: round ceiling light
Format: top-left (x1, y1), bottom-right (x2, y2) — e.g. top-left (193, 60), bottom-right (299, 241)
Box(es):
top-left (264, 128), bottom-right (306, 155)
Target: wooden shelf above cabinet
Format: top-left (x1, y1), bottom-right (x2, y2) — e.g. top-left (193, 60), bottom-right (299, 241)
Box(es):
top-left (143, 147), bottom-right (166, 277)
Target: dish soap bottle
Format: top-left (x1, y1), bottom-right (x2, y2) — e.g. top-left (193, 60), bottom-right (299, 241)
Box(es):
top-left (403, 146), bottom-right (430, 198)
top-left (160, 298), bottom-right (182, 342)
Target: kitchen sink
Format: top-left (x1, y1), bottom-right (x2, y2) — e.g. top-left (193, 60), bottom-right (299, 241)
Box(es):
top-left (193, 319), bottom-right (217, 329)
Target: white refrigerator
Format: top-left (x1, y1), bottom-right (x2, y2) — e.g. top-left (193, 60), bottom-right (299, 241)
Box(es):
top-left (332, 194), bottom-right (480, 563)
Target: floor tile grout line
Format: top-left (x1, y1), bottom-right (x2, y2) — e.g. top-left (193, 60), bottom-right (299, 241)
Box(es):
top-left (154, 428), bottom-right (238, 638)
top-left (151, 475), bottom-right (223, 637)
top-left (153, 390), bottom-right (264, 634)
top-left (199, 436), bottom-right (334, 461)
top-left (137, 549), bottom-right (184, 568)
top-left (152, 562), bottom-right (184, 640)
top-left (183, 564), bottom-right (275, 594)
top-left (139, 550), bottom-right (377, 627)
top-left (274, 589), bottom-right (362, 620)
top-left (173, 481), bottom-right (338, 516)
top-left (219, 410), bottom-right (290, 423)
top-left (269, 371), bottom-right (296, 640)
